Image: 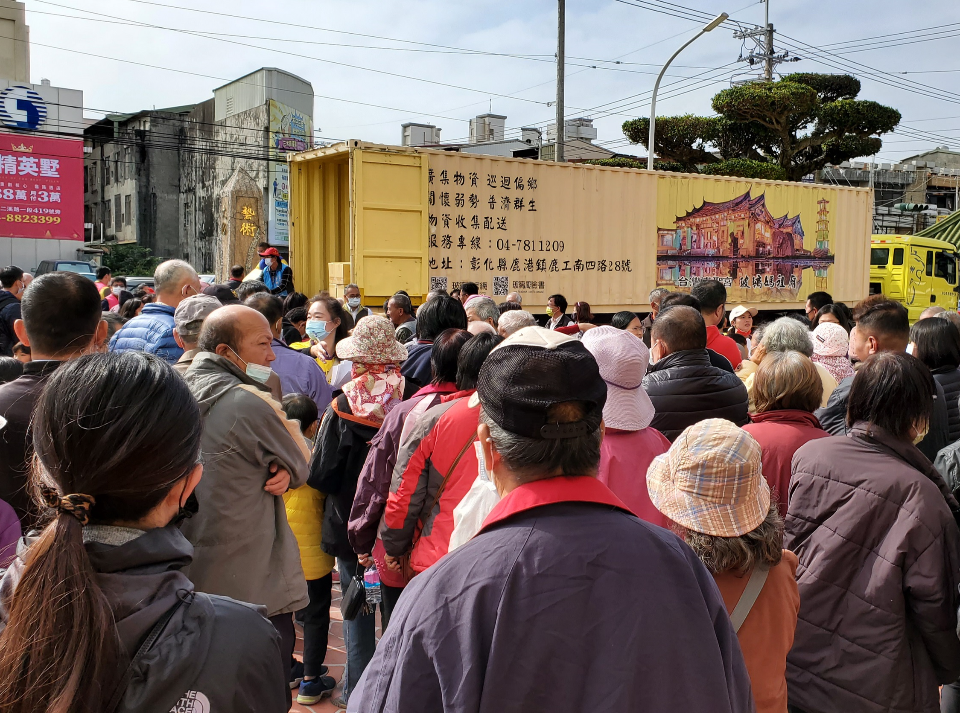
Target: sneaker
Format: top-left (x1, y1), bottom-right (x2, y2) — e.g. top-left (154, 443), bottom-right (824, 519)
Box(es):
top-left (289, 660), bottom-right (304, 689)
top-left (297, 676), bottom-right (336, 706)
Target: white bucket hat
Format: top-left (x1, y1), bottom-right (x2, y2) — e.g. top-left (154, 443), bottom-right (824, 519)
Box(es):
top-left (581, 325), bottom-right (655, 431)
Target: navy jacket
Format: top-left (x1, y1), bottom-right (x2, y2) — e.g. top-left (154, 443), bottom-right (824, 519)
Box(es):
top-left (400, 341), bottom-right (433, 387)
top-left (109, 303), bottom-right (183, 363)
top-left (351, 475), bottom-right (754, 712)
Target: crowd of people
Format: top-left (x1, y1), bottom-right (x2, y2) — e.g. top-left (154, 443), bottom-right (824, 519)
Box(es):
top-left (1, 253), bottom-right (960, 713)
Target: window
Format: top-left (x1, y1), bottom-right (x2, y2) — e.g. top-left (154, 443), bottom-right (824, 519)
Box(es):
top-left (935, 251), bottom-right (957, 286)
top-left (105, 199), bottom-right (111, 228)
top-left (870, 248), bottom-right (889, 266)
top-left (124, 195), bottom-right (131, 226)
top-left (926, 250), bottom-right (934, 277)
top-left (114, 194), bottom-right (121, 230)
top-left (893, 247), bottom-right (904, 266)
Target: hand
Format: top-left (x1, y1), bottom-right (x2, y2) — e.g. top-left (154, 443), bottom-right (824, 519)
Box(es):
top-left (309, 343), bottom-right (323, 358)
top-left (384, 554), bottom-right (402, 573)
top-left (264, 462), bottom-right (291, 495)
top-left (358, 553), bottom-right (374, 568)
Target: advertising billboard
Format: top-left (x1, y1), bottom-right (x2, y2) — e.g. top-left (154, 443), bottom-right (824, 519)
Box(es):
top-left (268, 100), bottom-right (312, 247)
top-left (0, 132), bottom-right (83, 241)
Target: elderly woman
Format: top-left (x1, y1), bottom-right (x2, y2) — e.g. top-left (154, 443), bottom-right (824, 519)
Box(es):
top-left (582, 326), bottom-right (671, 525)
top-left (786, 352), bottom-right (960, 712)
top-left (744, 352), bottom-right (829, 518)
top-left (648, 418), bottom-right (799, 713)
top-left (739, 317), bottom-right (836, 411)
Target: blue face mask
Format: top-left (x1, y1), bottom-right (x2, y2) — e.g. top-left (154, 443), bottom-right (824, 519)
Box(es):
top-left (226, 345), bottom-right (272, 385)
top-left (306, 320), bottom-right (331, 342)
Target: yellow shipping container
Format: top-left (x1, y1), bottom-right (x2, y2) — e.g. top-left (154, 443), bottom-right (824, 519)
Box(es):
top-left (289, 141), bottom-right (873, 312)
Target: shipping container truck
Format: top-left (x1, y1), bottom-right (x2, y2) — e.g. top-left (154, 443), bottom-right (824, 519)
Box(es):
top-left (289, 141), bottom-right (873, 313)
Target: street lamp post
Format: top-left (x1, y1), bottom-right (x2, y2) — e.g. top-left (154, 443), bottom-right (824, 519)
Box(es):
top-left (647, 12), bottom-right (729, 171)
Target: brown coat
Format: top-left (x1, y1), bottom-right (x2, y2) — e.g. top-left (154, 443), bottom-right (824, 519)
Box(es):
top-left (785, 423), bottom-right (960, 712)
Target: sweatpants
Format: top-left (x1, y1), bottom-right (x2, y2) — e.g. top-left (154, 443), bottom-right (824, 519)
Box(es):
top-left (269, 612), bottom-right (295, 711)
top-left (302, 573), bottom-right (333, 677)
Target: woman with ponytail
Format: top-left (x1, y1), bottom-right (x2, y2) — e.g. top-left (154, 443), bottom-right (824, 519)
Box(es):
top-left (0, 352), bottom-right (289, 713)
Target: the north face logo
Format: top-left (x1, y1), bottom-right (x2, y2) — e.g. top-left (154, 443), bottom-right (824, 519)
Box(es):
top-left (170, 690), bottom-right (210, 713)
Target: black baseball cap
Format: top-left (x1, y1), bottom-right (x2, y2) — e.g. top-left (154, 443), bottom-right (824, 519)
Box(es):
top-left (202, 284), bottom-right (240, 305)
top-left (474, 326), bottom-right (607, 440)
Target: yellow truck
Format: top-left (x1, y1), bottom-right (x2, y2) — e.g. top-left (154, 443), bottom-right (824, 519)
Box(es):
top-left (289, 141), bottom-right (874, 312)
top-left (870, 234), bottom-right (959, 322)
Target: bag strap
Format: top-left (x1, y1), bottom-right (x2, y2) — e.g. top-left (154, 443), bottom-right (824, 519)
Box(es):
top-left (104, 596), bottom-right (186, 712)
top-left (729, 564), bottom-right (769, 633)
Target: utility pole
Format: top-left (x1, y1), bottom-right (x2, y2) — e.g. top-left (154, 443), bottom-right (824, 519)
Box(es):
top-left (763, 0), bottom-right (773, 81)
top-left (555, 0), bottom-right (565, 163)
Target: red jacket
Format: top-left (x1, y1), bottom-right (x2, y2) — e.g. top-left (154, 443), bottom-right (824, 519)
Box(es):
top-left (706, 325), bottom-right (743, 371)
top-left (597, 427), bottom-right (671, 527)
top-left (744, 409), bottom-right (829, 518)
top-left (381, 393), bottom-right (481, 572)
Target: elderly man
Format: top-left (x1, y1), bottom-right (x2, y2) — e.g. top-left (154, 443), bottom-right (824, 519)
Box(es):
top-left (354, 326), bottom-right (754, 712)
top-left (181, 305), bottom-right (310, 703)
top-left (640, 287), bottom-right (669, 348)
top-left (387, 293), bottom-right (417, 342)
top-left (109, 259), bottom-right (201, 363)
top-left (172, 294), bottom-right (221, 374)
top-left (245, 291), bottom-right (332, 410)
top-left (498, 309), bottom-right (537, 338)
top-left (752, 317), bottom-right (837, 408)
top-left (344, 284), bottom-right (372, 324)
top-left (504, 291), bottom-right (522, 307)
top-left (465, 295), bottom-right (500, 331)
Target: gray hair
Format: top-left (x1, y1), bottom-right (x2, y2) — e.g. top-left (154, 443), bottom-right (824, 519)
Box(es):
top-left (390, 293), bottom-right (413, 315)
top-left (498, 309), bottom-right (536, 337)
top-left (101, 312), bottom-right (125, 340)
top-left (649, 287), bottom-right (670, 305)
top-left (154, 259), bottom-right (198, 294)
top-left (465, 295), bottom-right (500, 323)
top-left (505, 291), bottom-right (522, 304)
top-left (345, 283), bottom-right (359, 293)
top-left (938, 311), bottom-right (960, 334)
top-left (480, 406), bottom-right (601, 481)
top-left (761, 317), bottom-right (813, 357)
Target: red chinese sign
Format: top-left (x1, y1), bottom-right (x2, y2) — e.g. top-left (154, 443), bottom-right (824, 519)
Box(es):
top-left (0, 132), bottom-right (82, 240)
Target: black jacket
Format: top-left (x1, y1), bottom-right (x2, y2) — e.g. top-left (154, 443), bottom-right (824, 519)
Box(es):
top-left (0, 292), bottom-right (20, 356)
top-left (543, 313), bottom-right (574, 330)
top-left (934, 365), bottom-right (960, 444)
top-left (815, 374), bottom-right (853, 436)
top-left (642, 349), bottom-right (749, 441)
top-left (0, 526), bottom-right (289, 712)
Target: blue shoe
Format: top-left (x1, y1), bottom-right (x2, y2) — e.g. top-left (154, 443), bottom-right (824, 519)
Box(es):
top-left (297, 676), bottom-right (336, 706)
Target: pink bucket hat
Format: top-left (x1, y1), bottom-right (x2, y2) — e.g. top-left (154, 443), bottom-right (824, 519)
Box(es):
top-left (647, 418), bottom-right (770, 537)
top-left (812, 322), bottom-right (849, 357)
top-left (581, 325), bottom-right (655, 431)
top-left (336, 315), bottom-right (408, 364)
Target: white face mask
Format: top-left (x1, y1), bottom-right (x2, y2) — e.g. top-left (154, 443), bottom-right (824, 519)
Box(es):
top-left (347, 296), bottom-right (361, 309)
top-left (111, 286), bottom-right (123, 297)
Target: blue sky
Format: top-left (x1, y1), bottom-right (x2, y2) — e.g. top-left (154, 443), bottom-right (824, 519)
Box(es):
top-left (26, 0), bottom-right (960, 162)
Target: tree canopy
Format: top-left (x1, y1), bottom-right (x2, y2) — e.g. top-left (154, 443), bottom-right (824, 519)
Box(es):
top-left (622, 73), bottom-right (900, 181)
top-left (105, 244), bottom-right (162, 277)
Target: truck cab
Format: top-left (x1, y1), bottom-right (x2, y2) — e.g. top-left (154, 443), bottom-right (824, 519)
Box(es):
top-left (870, 235), bottom-right (959, 322)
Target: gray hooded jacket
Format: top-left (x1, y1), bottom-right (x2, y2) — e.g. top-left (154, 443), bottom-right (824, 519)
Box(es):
top-left (181, 352), bottom-right (309, 617)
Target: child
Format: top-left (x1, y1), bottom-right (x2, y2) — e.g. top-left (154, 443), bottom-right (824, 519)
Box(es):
top-left (280, 393), bottom-right (336, 705)
top-left (11, 342), bottom-right (30, 364)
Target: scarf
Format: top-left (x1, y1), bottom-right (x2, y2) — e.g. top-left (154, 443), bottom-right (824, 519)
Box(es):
top-left (342, 362), bottom-right (405, 422)
top-left (811, 353), bottom-right (854, 385)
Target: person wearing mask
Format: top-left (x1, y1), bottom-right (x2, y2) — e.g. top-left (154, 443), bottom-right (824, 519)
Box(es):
top-left (643, 306), bottom-right (749, 441)
top-left (351, 328), bottom-right (754, 712)
top-left (690, 280), bottom-right (742, 371)
top-left (611, 310), bottom-right (644, 339)
top-left (344, 284), bottom-right (371, 324)
top-left (743, 352), bottom-right (829, 518)
top-left (787, 352), bottom-right (960, 712)
top-left (259, 247), bottom-right (294, 298)
top-left (349, 329), bottom-right (475, 625)
top-left (244, 292), bottom-right (332, 411)
top-left (281, 394), bottom-right (336, 705)
top-left (464, 295), bottom-right (500, 332)
top-left (400, 295), bottom-right (468, 387)
top-left (0, 266), bottom-right (24, 357)
top-left (739, 317), bottom-right (836, 411)
top-left (640, 288), bottom-right (669, 347)
top-left (543, 293), bottom-right (574, 330)
top-left (0, 272), bottom-right (106, 527)
top-left (804, 291), bottom-right (833, 325)
top-left (294, 295), bottom-right (353, 387)
top-left (227, 264), bottom-right (245, 291)
top-left (498, 309), bottom-right (536, 338)
top-left (910, 316), bottom-right (960, 444)
top-left (810, 322), bottom-right (854, 385)
top-left (180, 305), bottom-right (310, 705)
top-left (172, 294), bottom-right (222, 375)
top-left (309, 315), bottom-right (416, 709)
top-left (813, 302), bottom-right (853, 333)
top-left (102, 276), bottom-right (132, 312)
top-left (581, 326), bottom-right (671, 526)
top-left (0, 352), bottom-right (289, 712)
top-left (726, 305), bottom-right (756, 358)
top-left (109, 260), bottom-right (201, 363)
top-left (649, 418), bottom-right (799, 713)
top-left (387, 293), bottom-right (417, 343)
